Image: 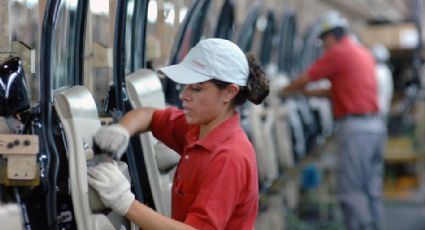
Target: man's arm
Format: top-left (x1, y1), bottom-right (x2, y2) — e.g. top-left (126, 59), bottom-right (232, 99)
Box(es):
top-left (282, 73), bottom-right (311, 96)
top-left (303, 88), bottom-right (331, 98)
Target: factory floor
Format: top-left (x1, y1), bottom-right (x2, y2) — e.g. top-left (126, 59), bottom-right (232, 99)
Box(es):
top-left (256, 134), bottom-right (425, 230)
top-left (385, 198), bottom-right (425, 230)
top-left (255, 173), bottom-right (425, 230)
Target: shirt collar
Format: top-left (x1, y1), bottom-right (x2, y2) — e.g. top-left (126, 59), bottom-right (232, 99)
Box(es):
top-left (186, 113), bottom-right (241, 152)
top-left (338, 36), bottom-right (352, 46)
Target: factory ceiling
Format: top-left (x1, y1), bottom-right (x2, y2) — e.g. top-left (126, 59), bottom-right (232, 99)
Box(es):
top-left (320, 0), bottom-right (422, 24)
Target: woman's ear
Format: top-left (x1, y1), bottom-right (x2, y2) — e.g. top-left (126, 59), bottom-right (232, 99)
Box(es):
top-left (222, 84), bottom-right (240, 103)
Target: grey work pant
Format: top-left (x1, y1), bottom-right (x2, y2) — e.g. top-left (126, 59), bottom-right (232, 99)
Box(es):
top-left (335, 116), bottom-right (387, 230)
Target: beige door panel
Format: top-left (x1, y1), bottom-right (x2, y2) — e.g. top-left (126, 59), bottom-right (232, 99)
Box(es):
top-left (126, 69), bottom-right (180, 217)
top-left (54, 85), bottom-right (136, 230)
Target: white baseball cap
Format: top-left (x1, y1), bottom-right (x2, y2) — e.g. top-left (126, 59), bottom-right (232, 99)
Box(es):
top-left (319, 11), bottom-right (348, 38)
top-left (158, 38), bottom-right (249, 86)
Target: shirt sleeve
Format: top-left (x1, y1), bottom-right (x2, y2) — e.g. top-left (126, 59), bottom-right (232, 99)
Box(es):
top-left (307, 49), bottom-right (339, 81)
top-left (184, 153), bottom-right (243, 230)
top-left (150, 107), bottom-right (188, 154)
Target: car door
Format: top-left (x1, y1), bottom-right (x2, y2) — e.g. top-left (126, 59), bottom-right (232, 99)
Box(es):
top-left (40, 0), bottom-right (136, 229)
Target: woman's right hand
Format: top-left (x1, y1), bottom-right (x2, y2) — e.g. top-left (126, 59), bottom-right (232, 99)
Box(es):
top-left (94, 124), bottom-right (130, 159)
top-left (87, 162), bottom-right (135, 216)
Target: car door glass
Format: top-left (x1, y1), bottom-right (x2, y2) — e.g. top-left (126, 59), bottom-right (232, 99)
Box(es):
top-left (85, 0), bottom-right (113, 109)
top-left (175, 0), bottom-right (212, 63)
top-left (124, 0), bottom-right (136, 75)
top-left (237, 4), bottom-right (262, 53)
top-left (145, 0), bottom-right (191, 70)
top-left (9, 1), bottom-right (40, 105)
top-left (259, 11), bottom-right (276, 66)
top-left (214, 0), bottom-right (235, 39)
top-left (51, 0), bottom-right (79, 89)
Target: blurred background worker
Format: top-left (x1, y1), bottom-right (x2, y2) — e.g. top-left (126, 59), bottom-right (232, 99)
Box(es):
top-left (370, 44), bottom-right (394, 120)
top-left (282, 12), bottom-right (387, 230)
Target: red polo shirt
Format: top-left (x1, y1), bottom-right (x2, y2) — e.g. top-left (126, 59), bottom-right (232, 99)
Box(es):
top-left (307, 37), bottom-right (378, 119)
top-left (150, 107), bottom-right (259, 230)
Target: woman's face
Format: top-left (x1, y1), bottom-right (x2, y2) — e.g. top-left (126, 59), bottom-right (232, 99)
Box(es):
top-left (179, 81), bottom-right (237, 125)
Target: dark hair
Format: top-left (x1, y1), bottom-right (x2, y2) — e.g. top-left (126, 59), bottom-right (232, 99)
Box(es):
top-left (211, 53), bottom-right (269, 106)
top-left (319, 26), bottom-right (347, 40)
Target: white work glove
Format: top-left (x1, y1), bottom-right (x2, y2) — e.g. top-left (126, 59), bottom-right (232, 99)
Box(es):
top-left (94, 124), bottom-right (129, 159)
top-left (87, 162), bottom-right (135, 216)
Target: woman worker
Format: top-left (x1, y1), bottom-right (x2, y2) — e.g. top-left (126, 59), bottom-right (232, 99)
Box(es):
top-left (88, 38), bottom-right (269, 230)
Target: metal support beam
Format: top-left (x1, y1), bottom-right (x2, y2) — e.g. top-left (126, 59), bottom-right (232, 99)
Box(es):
top-left (0, 0), bottom-right (10, 53)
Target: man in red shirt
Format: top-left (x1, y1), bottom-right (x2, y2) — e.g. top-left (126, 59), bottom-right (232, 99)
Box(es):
top-left (283, 12), bottom-right (386, 230)
top-left (87, 38), bottom-right (269, 229)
